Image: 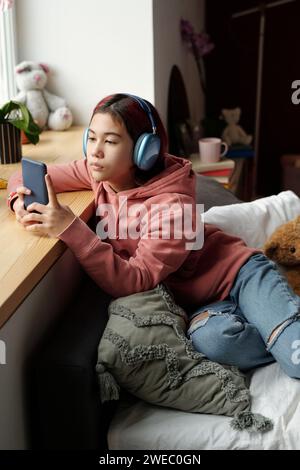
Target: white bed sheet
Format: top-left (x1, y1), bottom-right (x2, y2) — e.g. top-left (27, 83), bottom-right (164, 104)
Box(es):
top-left (108, 363), bottom-right (300, 450)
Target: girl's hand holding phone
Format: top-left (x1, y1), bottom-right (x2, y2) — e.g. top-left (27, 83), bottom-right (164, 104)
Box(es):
top-left (19, 175), bottom-right (76, 238)
top-left (14, 185), bottom-right (31, 223)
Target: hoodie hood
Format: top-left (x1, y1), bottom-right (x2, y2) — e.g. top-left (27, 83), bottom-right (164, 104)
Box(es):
top-left (103, 154), bottom-right (196, 200)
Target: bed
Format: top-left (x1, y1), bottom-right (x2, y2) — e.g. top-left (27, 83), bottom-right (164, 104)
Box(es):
top-left (108, 363), bottom-right (300, 450)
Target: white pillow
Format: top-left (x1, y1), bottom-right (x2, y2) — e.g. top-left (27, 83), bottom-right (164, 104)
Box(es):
top-left (203, 190), bottom-right (300, 248)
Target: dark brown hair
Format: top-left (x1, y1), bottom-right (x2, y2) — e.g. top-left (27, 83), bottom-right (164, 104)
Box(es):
top-left (91, 93), bottom-right (168, 184)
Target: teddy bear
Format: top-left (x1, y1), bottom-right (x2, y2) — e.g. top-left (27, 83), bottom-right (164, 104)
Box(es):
top-left (263, 215), bottom-right (300, 296)
top-left (13, 61), bottom-right (73, 131)
top-left (221, 108), bottom-right (252, 147)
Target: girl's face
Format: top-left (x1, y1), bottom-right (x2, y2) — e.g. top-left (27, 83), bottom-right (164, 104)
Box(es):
top-left (87, 112), bottom-right (136, 192)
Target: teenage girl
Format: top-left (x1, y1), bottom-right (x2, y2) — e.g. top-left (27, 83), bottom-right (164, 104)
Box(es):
top-left (7, 93), bottom-right (300, 378)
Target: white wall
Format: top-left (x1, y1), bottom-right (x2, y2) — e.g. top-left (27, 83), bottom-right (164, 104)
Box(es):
top-left (15, 0), bottom-right (154, 125)
top-left (15, 0), bottom-right (205, 129)
top-left (153, 0), bottom-right (205, 126)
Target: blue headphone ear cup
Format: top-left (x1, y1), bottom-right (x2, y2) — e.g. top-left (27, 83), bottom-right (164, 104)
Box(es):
top-left (133, 133), bottom-right (161, 170)
top-left (83, 128), bottom-right (89, 158)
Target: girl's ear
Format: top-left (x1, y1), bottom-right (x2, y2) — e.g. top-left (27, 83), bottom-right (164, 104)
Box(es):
top-left (39, 63), bottom-right (49, 74)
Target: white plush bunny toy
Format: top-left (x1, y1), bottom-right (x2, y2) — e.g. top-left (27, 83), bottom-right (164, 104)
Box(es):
top-left (14, 61), bottom-right (73, 131)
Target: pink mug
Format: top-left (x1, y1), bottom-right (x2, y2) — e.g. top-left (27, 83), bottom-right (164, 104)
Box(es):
top-left (199, 138), bottom-right (228, 163)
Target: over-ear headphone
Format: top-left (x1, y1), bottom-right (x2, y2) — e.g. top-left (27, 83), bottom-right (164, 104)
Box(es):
top-left (83, 94), bottom-right (161, 171)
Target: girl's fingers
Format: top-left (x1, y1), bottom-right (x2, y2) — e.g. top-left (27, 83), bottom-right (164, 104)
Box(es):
top-left (16, 186), bottom-right (31, 196)
top-left (16, 208), bottom-right (29, 222)
top-left (21, 212), bottom-right (44, 224)
top-left (45, 175), bottom-right (60, 208)
top-left (27, 202), bottom-right (47, 213)
top-left (14, 198), bottom-right (28, 219)
top-left (25, 223), bottom-right (46, 233)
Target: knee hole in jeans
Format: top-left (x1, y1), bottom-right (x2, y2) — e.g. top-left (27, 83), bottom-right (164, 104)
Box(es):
top-left (267, 316), bottom-right (299, 349)
top-left (189, 310), bottom-right (209, 328)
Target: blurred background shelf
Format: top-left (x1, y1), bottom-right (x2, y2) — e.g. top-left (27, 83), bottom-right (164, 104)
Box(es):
top-left (190, 151), bottom-right (254, 201)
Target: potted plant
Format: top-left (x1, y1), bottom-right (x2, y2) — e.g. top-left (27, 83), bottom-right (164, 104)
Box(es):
top-left (0, 100), bottom-right (41, 164)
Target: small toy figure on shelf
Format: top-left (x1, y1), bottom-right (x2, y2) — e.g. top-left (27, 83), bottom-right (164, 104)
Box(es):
top-left (221, 108), bottom-right (252, 147)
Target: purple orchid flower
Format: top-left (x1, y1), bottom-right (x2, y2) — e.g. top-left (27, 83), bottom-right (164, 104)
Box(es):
top-left (180, 18), bottom-right (215, 94)
top-left (180, 19), bottom-right (195, 42)
top-left (194, 33), bottom-right (215, 57)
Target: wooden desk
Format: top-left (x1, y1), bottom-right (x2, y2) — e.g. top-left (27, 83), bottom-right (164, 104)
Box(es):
top-left (0, 127), bottom-right (94, 328)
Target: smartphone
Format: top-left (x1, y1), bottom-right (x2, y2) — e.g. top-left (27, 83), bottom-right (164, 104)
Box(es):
top-left (22, 158), bottom-right (49, 210)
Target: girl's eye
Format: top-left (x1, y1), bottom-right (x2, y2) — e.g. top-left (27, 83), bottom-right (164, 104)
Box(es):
top-left (88, 136), bottom-right (96, 142)
top-left (105, 140), bottom-right (117, 145)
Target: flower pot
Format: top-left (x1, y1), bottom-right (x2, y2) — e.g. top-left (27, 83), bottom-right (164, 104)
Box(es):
top-left (0, 122), bottom-right (22, 164)
top-left (21, 130), bottom-right (31, 144)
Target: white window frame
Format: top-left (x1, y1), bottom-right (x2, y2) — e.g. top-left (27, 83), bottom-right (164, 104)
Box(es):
top-left (0, 4), bottom-right (17, 104)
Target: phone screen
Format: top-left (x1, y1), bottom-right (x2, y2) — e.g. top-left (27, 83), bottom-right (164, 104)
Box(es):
top-left (22, 158), bottom-right (49, 210)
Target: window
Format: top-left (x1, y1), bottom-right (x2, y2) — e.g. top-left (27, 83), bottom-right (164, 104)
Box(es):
top-left (0, 1), bottom-right (17, 104)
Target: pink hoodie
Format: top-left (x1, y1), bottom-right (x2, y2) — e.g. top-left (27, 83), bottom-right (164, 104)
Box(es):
top-left (8, 154), bottom-right (258, 314)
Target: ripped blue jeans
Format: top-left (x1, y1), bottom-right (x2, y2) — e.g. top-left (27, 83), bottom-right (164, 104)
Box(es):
top-left (187, 253), bottom-right (300, 378)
